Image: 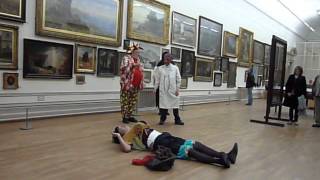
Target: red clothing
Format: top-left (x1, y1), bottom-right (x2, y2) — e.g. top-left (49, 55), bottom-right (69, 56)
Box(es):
top-left (120, 54), bottom-right (144, 91)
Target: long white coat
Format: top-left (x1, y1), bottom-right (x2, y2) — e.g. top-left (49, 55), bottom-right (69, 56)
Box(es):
top-left (154, 64), bottom-right (181, 109)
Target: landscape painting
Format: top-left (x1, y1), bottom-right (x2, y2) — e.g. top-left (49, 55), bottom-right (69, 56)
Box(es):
top-left (97, 48), bottom-right (118, 77)
top-left (139, 42), bottom-right (160, 70)
top-left (194, 57), bottom-right (213, 82)
top-left (0, 0), bottom-right (26, 22)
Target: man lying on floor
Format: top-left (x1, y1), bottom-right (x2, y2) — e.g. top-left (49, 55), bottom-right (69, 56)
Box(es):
top-left (111, 121), bottom-right (238, 168)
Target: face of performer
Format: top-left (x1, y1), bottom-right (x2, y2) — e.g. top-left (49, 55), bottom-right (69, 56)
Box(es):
top-left (115, 125), bottom-right (130, 136)
top-left (131, 49), bottom-right (141, 59)
top-left (294, 66), bottom-right (302, 76)
top-left (164, 53), bottom-right (173, 66)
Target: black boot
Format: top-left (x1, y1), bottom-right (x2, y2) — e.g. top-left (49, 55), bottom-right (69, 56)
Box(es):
top-left (227, 143), bottom-right (238, 164)
top-left (220, 153), bottom-right (230, 168)
top-left (128, 117), bottom-right (138, 123)
top-left (175, 120), bottom-right (184, 125)
top-left (122, 117), bottom-right (129, 124)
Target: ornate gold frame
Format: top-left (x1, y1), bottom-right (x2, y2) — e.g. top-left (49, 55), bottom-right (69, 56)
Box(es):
top-left (223, 31), bottom-right (238, 58)
top-left (75, 44), bottom-right (97, 74)
top-left (36, 0), bottom-right (123, 46)
top-left (238, 27), bottom-right (254, 67)
top-left (0, 24), bottom-right (18, 70)
top-left (3, 73), bottom-right (19, 90)
top-left (194, 57), bottom-right (214, 82)
top-left (127, 0), bottom-right (170, 45)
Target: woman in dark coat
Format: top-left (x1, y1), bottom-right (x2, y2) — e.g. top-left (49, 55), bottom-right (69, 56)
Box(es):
top-left (283, 66), bottom-right (306, 125)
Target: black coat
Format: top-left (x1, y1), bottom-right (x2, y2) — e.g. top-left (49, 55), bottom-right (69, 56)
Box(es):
top-left (283, 74), bottom-right (306, 108)
top-left (246, 73), bottom-right (255, 88)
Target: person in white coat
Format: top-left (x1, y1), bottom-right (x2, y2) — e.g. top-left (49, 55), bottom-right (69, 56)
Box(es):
top-left (154, 53), bottom-right (184, 125)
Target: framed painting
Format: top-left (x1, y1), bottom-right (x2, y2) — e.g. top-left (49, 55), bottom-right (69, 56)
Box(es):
top-left (97, 48), bottom-right (118, 77)
top-left (223, 31), bottom-right (238, 58)
top-left (123, 39), bottom-right (130, 50)
top-left (180, 77), bottom-right (188, 89)
top-left (213, 72), bottom-right (222, 87)
top-left (36, 0), bottom-right (123, 46)
top-left (181, 49), bottom-right (195, 77)
top-left (0, 24), bottom-right (18, 70)
top-left (223, 71), bottom-right (229, 83)
top-left (221, 57), bottom-right (229, 72)
top-left (0, 0), bottom-right (26, 22)
top-left (143, 70), bottom-right (152, 84)
top-left (194, 57), bottom-right (214, 82)
top-left (253, 40), bottom-right (265, 64)
top-left (23, 39), bottom-right (73, 79)
top-left (238, 27), bottom-right (254, 67)
top-left (197, 16), bottom-right (223, 58)
top-left (171, 11), bottom-right (197, 48)
top-left (214, 57), bottom-right (221, 71)
top-left (171, 47), bottom-right (181, 60)
top-left (117, 51), bottom-right (126, 75)
top-left (139, 42), bottom-right (160, 70)
top-left (76, 75), bottom-right (85, 85)
top-left (174, 61), bottom-right (181, 73)
top-left (75, 44), bottom-right (96, 74)
top-left (127, 0), bottom-right (170, 45)
top-left (3, 72), bottom-right (18, 89)
top-left (227, 62), bottom-right (237, 88)
top-left (264, 44), bottom-right (271, 65)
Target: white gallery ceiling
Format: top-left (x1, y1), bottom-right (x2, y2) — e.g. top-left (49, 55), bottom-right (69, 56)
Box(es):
top-left (244, 0), bottom-right (320, 41)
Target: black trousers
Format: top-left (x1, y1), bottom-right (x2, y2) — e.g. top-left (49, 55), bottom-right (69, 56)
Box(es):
top-left (160, 108), bottom-right (180, 122)
top-left (289, 107), bottom-right (299, 122)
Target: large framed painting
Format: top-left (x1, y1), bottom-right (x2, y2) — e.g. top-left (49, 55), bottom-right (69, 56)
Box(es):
top-left (171, 11), bottom-right (197, 48)
top-left (23, 39), bottom-right (73, 79)
top-left (171, 47), bottom-right (181, 60)
top-left (36, 0), bottom-right (123, 46)
top-left (213, 72), bottom-right (222, 87)
top-left (227, 62), bottom-right (237, 88)
top-left (0, 0), bottom-right (26, 22)
top-left (264, 44), bottom-right (271, 65)
top-left (97, 48), bottom-right (118, 77)
top-left (3, 72), bottom-right (18, 89)
top-left (180, 77), bottom-right (188, 89)
top-left (221, 57), bottom-right (229, 72)
top-left (197, 16), bottom-right (223, 58)
top-left (127, 0), bottom-right (170, 45)
top-left (0, 24), bottom-right (18, 70)
top-left (253, 40), bottom-right (265, 64)
top-left (75, 44), bottom-right (96, 74)
top-left (238, 27), bottom-right (254, 67)
top-left (181, 49), bottom-right (195, 77)
top-left (139, 42), bottom-right (160, 70)
top-left (194, 57), bottom-right (214, 82)
top-left (223, 31), bottom-right (238, 58)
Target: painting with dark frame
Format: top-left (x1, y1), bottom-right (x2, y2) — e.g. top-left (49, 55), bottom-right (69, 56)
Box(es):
top-left (97, 48), bottom-right (118, 77)
top-left (171, 47), bottom-right (181, 60)
top-left (194, 57), bottom-right (213, 82)
top-left (117, 52), bottom-right (126, 75)
top-left (181, 49), bottom-right (195, 77)
top-left (221, 57), bottom-right (229, 72)
top-left (123, 39), bottom-right (130, 50)
top-left (238, 27), bottom-right (254, 67)
top-left (171, 11), bottom-right (197, 48)
top-left (0, 24), bottom-right (18, 70)
top-left (253, 40), bottom-right (265, 64)
top-left (3, 72), bottom-right (18, 89)
top-left (223, 71), bottom-right (228, 83)
top-left (36, 0), bottom-right (123, 46)
top-left (180, 77), bottom-right (188, 89)
top-left (264, 44), bottom-right (271, 65)
top-left (76, 75), bottom-right (85, 85)
top-left (214, 72), bottom-right (222, 87)
top-left (0, 0), bottom-right (26, 22)
top-left (197, 16), bottom-right (223, 57)
top-left (23, 39), bottom-right (73, 79)
top-left (75, 44), bottom-right (96, 74)
top-left (214, 57), bottom-right (221, 71)
top-left (223, 31), bottom-right (238, 58)
top-left (227, 62), bottom-right (237, 88)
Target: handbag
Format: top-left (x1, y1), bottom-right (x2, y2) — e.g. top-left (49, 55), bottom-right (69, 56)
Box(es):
top-left (145, 146), bottom-right (176, 171)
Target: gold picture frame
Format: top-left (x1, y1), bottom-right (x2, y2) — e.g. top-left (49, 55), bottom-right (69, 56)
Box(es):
top-left (238, 27), bottom-right (254, 67)
top-left (36, 0), bottom-right (123, 46)
top-left (0, 24), bottom-right (18, 70)
top-left (194, 57), bottom-right (214, 82)
top-left (3, 72), bottom-right (18, 89)
top-left (0, 0), bottom-right (26, 22)
top-left (223, 31), bottom-right (238, 58)
top-left (75, 44), bottom-right (97, 74)
top-left (127, 0), bottom-right (170, 45)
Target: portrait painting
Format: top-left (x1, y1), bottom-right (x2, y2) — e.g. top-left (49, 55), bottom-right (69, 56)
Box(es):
top-left (227, 62), bottom-right (237, 88)
top-left (143, 70), bottom-right (152, 84)
top-left (0, 0), bottom-right (26, 22)
top-left (171, 11), bottom-right (197, 48)
top-left (197, 16), bottom-right (223, 57)
top-left (171, 47), bottom-right (181, 60)
top-left (127, 0), bottom-right (170, 45)
top-left (97, 48), bottom-right (118, 77)
top-left (253, 40), bottom-right (265, 64)
top-left (181, 49), bottom-right (195, 77)
top-left (223, 31), bottom-right (238, 58)
top-left (214, 72), bottom-right (222, 87)
top-left (36, 0), bottom-right (123, 46)
top-left (23, 39), bottom-right (73, 79)
top-left (139, 42), bottom-right (160, 70)
top-left (180, 77), bottom-right (188, 89)
top-left (0, 24), bottom-right (18, 70)
top-left (238, 27), bottom-right (254, 67)
top-left (264, 44), bottom-right (270, 65)
top-left (221, 57), bottom-right (229, 72)
top-left (76, 75), bottom-right (85, 85)
top-left (194, 57), bottom-right (213, 82)
top-left (3, 73), bottom-right (18, 89)
top-left (75, 44), bottom-right (96, 73)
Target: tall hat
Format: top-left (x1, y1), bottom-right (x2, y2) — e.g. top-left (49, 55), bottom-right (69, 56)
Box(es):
top-left (127, 42), bottom-right (143, 54)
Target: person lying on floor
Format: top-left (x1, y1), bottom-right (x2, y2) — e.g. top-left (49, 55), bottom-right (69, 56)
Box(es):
top-left (111, 121), bottom-right (238, 168)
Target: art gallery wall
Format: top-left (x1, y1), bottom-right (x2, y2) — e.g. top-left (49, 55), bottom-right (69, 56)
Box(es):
top-left (0, 0), bottom-right (305, 120)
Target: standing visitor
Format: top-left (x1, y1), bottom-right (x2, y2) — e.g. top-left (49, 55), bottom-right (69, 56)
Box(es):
top-left (245, 67), bottom-right (255, 105)
top-left (312, 74), bottom-right (320, 128)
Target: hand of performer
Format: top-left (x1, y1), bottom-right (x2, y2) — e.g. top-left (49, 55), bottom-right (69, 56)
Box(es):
top-left (112, 132), bottom-right (121, 138)
top-left (175, 90), bottom-right (179, 96)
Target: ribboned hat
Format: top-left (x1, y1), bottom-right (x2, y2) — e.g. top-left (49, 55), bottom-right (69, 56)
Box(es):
top-left (127, 43), bottom-right (144, 54)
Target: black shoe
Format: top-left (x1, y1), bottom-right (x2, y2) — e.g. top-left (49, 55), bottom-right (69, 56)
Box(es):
top-left (159, 121), bottom-right (164, 125)
top-left (175, 121), bottom-right (184, 125)
top-left (166, 112), bottom-right (170, 115)
top-left (122, 118), bottom-right (130, 124)
top-left (227, 143), bottom-right (238, 164)
top-left (312, 124), bottom-right (320, 128)
top-left (245, 103), bottom-right (252, 106)
top-left (128, 117), bottom-right (138, 123)
top-left (221, 153), bottom-right (230, 168)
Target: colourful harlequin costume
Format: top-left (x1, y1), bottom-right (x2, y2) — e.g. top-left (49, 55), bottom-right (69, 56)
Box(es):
top-left (120, 44), bottom-right (144, 123)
